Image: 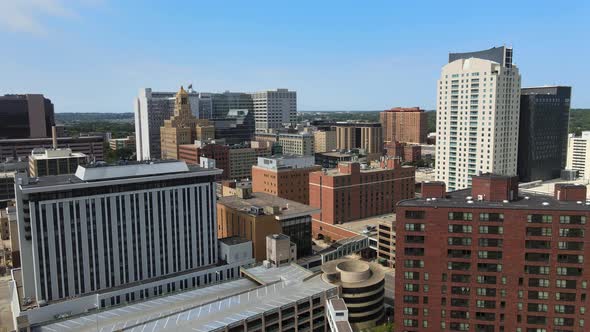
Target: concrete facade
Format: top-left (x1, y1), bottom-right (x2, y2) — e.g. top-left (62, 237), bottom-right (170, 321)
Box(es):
top-left (566, 131), bottom-right (590, 181)
top-left (435, 46), bottom-right (521, 191)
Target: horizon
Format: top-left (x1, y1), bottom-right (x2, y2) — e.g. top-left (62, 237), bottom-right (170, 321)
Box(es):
top-left (1, 1), bottom-right (589, 113)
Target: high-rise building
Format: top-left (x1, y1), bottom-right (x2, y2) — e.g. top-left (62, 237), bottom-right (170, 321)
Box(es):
top-left (309, 158), bottom-right (415, 240)
top-left (314, 129), bottom-right (337, 153)
top-left (217, 190), bottom-right (318, 260)
top-left (0, 94), bottom-right (55, 139)
top-left (436, 46), bottom-right (521, 191)
top-left (566, 131), bottom-right (590, 181)
top-left (212, 109), bottom-right (255, 145)
top-left (395, 174), bottom-right (590, 332)
top-left (252, 89), bottom-right (297, 131)
top-left (160, 87), bottom-right (203, 160)
top-left (335, 122), bottom-right (383, 159)
top-left (211, 91), bottom-right (253, 119)
top-left (252, 155), bottom-right (321, 204)
top-left (13, 161), bottom-right (224, 308)
top-left (278, 133), bottom-right (315, 156)
top-left (518, 86), bottom-right (572, 182)
top-left (380, 107), bottom-right (428, 144)
top-left (134, 88), bottom-right (212, 161)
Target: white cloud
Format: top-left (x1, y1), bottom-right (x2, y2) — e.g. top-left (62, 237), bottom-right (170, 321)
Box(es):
top-left (0, 0), bottom-right (93, 35)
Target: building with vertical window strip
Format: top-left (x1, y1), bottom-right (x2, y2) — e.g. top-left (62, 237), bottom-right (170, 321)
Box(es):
top-left (395, 174), bottom-right (590, 332)
top-left (435, 46), bottom-right (521, 191)
top-left (10, 161), bottom-right (257, 328)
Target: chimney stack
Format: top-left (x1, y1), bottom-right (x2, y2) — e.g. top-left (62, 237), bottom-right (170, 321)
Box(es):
top-left (554, 184), bottom-right (587, 202)
top-left (52, 126), bottom-right (57, 149)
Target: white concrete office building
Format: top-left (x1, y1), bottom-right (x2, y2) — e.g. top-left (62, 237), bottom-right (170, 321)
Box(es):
top-left (13, 161), bottom-right (228, 302)
top-left (566, 131), bottom-right (590, 181)
top-left (435, 46), bottom-right (521, 191)
top-left (134, 88), bottom-right (212, 160)
top-left (252, 89), bottom-right (297, 131)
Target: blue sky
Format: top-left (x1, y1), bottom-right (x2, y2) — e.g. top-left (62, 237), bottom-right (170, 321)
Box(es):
top-left (0, 0), bottom-right (588, 113)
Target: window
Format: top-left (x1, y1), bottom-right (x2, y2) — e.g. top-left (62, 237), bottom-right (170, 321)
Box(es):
top-left (449, 212), bottom-right (473, 221)
top-left (528, 214), bottom-right (552, 223)
top-left (560, 215), bottom-right (586, 224)
top-left (405, 210), bottom-right (425, 219)
top-left (405, 223), bottom-right (425, 232)
top-left (479, 213), bottom-right (504, 222)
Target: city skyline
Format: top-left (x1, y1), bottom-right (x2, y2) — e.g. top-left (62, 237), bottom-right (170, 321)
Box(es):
top-left (0, 1), bottom-right (589, 113)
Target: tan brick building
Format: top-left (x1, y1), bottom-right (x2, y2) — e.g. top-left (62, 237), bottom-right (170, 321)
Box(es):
top-left (160, 86), bottom-right (202, 160)
top-left (379, 107), bottom-right (427, 144)
top-left (217, 190), bottom-right (319, 261)
top-left (313, 130), bottom-right (337, 153)
top-left (334, 122), bottom-right (383, 158)
top-left (252, 155), bottom-right (321, 204)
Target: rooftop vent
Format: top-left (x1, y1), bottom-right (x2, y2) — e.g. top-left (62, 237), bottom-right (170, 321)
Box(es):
top-left (542, 202), bottom-right (550, 206)
top-left (524, 196), bottom-right (530, 200)
top-left (467, 200), bottom-right (473, 204)
top-left (466, 196), bottom-right (473, 200)
top-left (502, 200), bottom-right (509, 203)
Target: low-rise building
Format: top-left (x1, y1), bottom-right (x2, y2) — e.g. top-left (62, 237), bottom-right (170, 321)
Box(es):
top-left (252, 155), bottom-right (321, 204)
top-left (28, 148), bottom-right (87, 177)
top-left (35, 264), bottom-right (338, 332)
top-left (228, 146), bottom-right (270, 180)
top-left (266, 233), bottom-right (297, 267)
top-left (278, 133), bottom-right (315, 156)
top-left (108, 136), bottom-right (135, 151)
top-left (0, 136), bottom-right (104, 162)
top-left (327, 298), bottom-right (353, 332)
top-left (309, 158), bottom-right (415, 239)
top-left (376, 215), bottom-right (396, 268)
top-left (217, 190), bottom-right (319, 261)
top-left (314, 129), bottom-right (337, 153)
top-left (314, 151), bottom-right (357, 169)
top-left (384, 141), bottom-right (421, 163)
top-left (322, 259), bottom-right (385, 330)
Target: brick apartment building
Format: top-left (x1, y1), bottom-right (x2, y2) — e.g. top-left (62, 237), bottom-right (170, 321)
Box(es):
top-left (252, 155), bottom-right (321, 205)
top-left (380, 107), bottom-right (427, 144)
top-left (395, 174), bottom-right (590, 332)
top-left (385, 142), bottom-right (422, 163)
top-left (309, 158), bottom-right (415, 240)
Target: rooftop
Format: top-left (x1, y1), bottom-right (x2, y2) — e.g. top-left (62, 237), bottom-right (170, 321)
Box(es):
top-left (218, 192), bottom-right (320, 220)
top-left (329, 298), bottom-right (348, 311)
top-left (218, 236), bottom-right (251, 246)
top-left (400, 187), bottom-right (590, 212)
top-left (30, 148), bottom-right (86, 160)
top-left (520, 178), bottom-right (590, 199)
top-left (19, 161), bottom-right (221, 192)
top-left (36, 264), bottom-right (335, 332)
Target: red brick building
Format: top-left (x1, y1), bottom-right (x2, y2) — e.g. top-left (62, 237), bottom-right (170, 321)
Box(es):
top-left (309, 158), bottom-right (415, 240)
top-left (251, 155), bottom-right (321, 205)
top-left (395, 174), bottom-right (590, 332)
top-left (179, 143), bottom-right (230, 179)
top-left (385, 142), bottom-right (422, 163)
top-left (380, 107), bottom-right (428, 144)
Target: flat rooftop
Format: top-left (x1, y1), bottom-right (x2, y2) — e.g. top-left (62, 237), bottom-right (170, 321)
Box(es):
top-left (331, 213), bottom-right (395, 238)
top-left (36, 264), bottom-right (336, 332)
top-left (218, 192), bottom-right (320, 220)
top-left (219, 236), bottom-right (250, 246)
top-left (520, 178), bottom-right (590, 199)
top-left (329, 298), bottom-right (347, 311)
top-left (19, 161), bottom-right (221, 191)
top-left (400, 187), bottom-right (590, 212)
top-left (317, 151), bottom-right (354, 158)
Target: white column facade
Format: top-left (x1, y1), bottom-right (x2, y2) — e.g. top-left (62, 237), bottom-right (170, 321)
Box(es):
top-left (18, 177), bottom-right (218, 304)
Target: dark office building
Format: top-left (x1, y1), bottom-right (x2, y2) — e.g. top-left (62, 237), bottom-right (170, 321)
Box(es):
top-left (0, 94), bottom-right (55, 139)
top-left (212, 109), bottom-right (255, 145)
top-left (517, 86), bottom-right (571, 182)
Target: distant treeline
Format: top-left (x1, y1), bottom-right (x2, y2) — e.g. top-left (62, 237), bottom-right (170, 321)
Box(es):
top-left (56, 112), bottom-right (134, 123)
